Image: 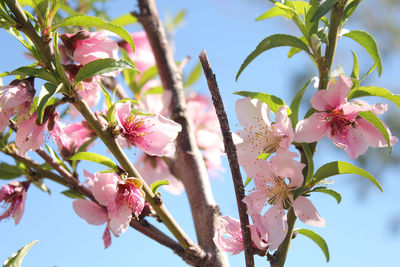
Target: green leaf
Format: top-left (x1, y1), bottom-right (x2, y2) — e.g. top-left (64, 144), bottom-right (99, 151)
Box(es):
top-left (69, 152), bottom-right (118, 171)
top-left (288, 46), bottom-right (302, 58)
top-left (142, 86), bottom-right (163, 96)
top-left (347, 86), bottom-right (400, 109)
top-left (137, 65), bottom-right (159, 89)
top-left (310, 186), bottom-right (341, 204)
top-left (37, 83), bottom-right (63, 124)
top-left (52, 15), bottom-right (136, 52)
top-left (110, 13), bottom-right (138, 26)
top-left (311, 0), bottom-right (338, 22)
top-left (6, 66), bottom-right (58, 84)
top-left (350, 51), bottom-right (359, 80)
top-left (32, 180), bottom-right (51, 195)
top-left (45, 145), bottom-right (71, 173)
top-left (301, 143), bottom-right (314, 184)
top-left (61, 190), bottom-right (85, 199)
top-left (150, 180), bottom-right (170, 194)
top-left (100, 83), bottom-right (112, 108)
top-left (184, 62), bottom-right (202, 87)
top-left (296, 229), bottom-right (329, 262)
top-left (313, 161), bottom-right (382, 191)
top-left (256, 1), bottom-right (308, 21)
top-left (358, 111), bottom-right (392, 153)
top-left (289, 78), bottom-right (311, 126)
top-left (244, 177), bottom-right (252, 187)
top-left (234, 91), bottom-right (292, 115)
top-left (236, 34), bottom-right (310, 80)
top-left (274, 2), bottom-right (308, 37)
top-left (343, 0), bottom-right (362, 21)
top-left (3, 240), bottom-right (38, 267)
top-left (74, 59), bottom-right (137, 86)
top-left (0, 162), bottom-right (25, 180)
top-left (343, 30), bottom-right (382, 76)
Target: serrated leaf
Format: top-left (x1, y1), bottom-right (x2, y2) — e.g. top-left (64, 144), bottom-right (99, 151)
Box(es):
top-left (69, 152), bottom-right (118, 171)
top-left (296, 229), bottom-right (329, 262)
top-left (289, 78), bottom-right (311, 126)
top-left (33, 179), bottom-right (51, 195)
top-left (37, 83), bottom-right (63, 124)
top-left (310, 186), bottom-right (341, 204)
top-left (358, 110), bottom-right (392, 153)
top-left (236, 34), bottom-right (310, 80)
top-left (52, 15), bottom-right (135, 52)
top-left (61, 190), bottom-right (85, 199)
top-left (311, 0), bottom-right (338, 22)
top-left (74, 59), bottom-right (137, 86)
top-left (150, 180), bottom-right (170, 194)
top-left (313, 161), bottom-right (382, 191)
top-left (3, 240), bottom-right (38, 267)
top-left (6, 66), bottom-right (58, 84)
top-left (234, 91), bottom-right (291, 115)
top-left (301, 143), bottom-right (314, 184)
top-left (343, 30), bottom-right (382, 76)
top-left (347, 86), bottom-right (400, 109)
top-left (351, 51), bottom-right (359, 80)
top-left (184, 62), bottom-right (202, 87)
top-left (0, 162), bottom-right (25, 180)
top-left (110, 13), bottom-right (138, 26)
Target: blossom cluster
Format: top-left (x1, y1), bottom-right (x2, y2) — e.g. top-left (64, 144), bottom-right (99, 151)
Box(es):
top-left (214, 75), bottom-right (397, 254)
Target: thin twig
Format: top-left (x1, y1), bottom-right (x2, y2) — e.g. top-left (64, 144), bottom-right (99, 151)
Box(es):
top-left (199, 50), bottom-right (254, 267)
top-left (134, 1), bottom-right (228, 266)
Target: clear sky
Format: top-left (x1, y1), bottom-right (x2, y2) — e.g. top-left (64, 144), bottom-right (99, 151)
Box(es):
top-left (0, 1), bottom-right (399, 267)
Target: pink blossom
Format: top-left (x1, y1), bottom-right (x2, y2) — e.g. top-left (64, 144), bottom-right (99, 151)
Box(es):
top-left (118, 31), bottom-right (155, 73)
top-left (234, 98), bottom-right (294, 161)
top-left (138, 80), bottom-right (171, 116)
top-left (295, 76), bottom-right (397, 158)
top-left (115, 102), bottom-right (182, 157)
top-left (242, 150), bottom-right (325, 250)
top-left (15, 113), bottom-right (48, 155)
top-left (51, 120), bottom-right (95, 158)
top-left (73, 172), bottom-right (145, 248)
top-left (0, 78), bottom-right (35, 131)
top-left (213, 215), bottom-right (269, 255)
top-left (61, 30), bottom-right (119, 65)
top-left (0, 181), bottom-right (29, 225)
top-left (186, 93), bottom-right (224, 171)
top-left (135, 154), bottom-right (184, 195)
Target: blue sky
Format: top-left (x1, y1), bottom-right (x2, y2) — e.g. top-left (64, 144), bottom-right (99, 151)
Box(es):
top-left (0, 0), bottom-right (399, 266)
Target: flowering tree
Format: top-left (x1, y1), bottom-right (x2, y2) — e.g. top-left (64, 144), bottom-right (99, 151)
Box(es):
top-left (0, 0), bottom-right (398, 267)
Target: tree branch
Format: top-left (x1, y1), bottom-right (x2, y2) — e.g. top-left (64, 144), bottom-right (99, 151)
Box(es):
top-left (134, 1), bottom-right (228, 266)
top-left (199, 50), bottom-right (254, 267)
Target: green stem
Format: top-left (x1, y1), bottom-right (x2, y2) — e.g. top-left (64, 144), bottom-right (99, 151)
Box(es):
top-left (272, 208), bottom-right (297, 267)
top-left (318, 1), bottom-right (346, 90)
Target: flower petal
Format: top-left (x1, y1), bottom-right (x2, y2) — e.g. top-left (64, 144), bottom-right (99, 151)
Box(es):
top-left (73, 199), bottom-right (108, 225)
top-left (292, 196), bottom-right (326, 227)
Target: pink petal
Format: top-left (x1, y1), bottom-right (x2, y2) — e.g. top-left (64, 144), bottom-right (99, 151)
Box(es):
top-left (295, 112), bottom-right (330, 143)
top-left (73, 199), bottom-right (108, 225)
top-left (263, 205), bottom-right (288, 251)
top-left (91, 173), bottom-right (118, 206)
top-left (12, 190), bottom-right (26, 225)
top-left (310, 76), bottom-right (352, 111)
top-left (242, 190), bottom-right (267, 215)
top-left (357, 118), bottom-right (397, 148)
top-left (292, 196), bottom-right (326, 227)
top-left (108, 205), bottom-right (132, 236)
top-left (330, 127), bottom-right (368, 159)
top-left (235, 97), bottom-right (271, 129)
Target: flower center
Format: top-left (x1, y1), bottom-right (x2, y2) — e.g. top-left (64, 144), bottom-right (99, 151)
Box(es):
top-left (268, 176), bottom-right (296, 209)
top-left (255, 123), bottom-right (282, 154)
top-left (327, 108), bottom-right (357, 136)
top-left (122, 114), bottom-right (148, 147)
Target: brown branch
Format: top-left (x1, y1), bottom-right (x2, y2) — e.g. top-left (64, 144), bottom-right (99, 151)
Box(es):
top-left (199, 50), bottom-right (254, 267)
top-left (134, 1), bottom-right (228, 266)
